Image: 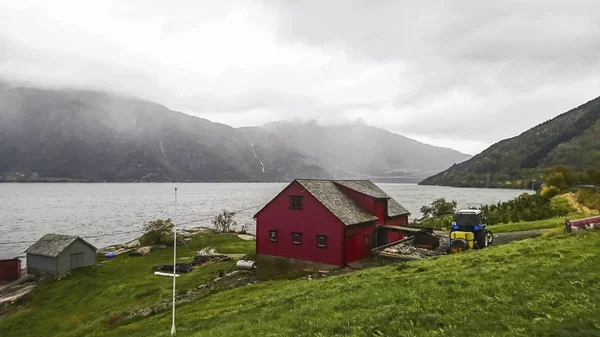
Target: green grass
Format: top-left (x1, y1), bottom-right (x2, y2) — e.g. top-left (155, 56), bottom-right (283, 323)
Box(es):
top-left (577, 189), bottom-right (600, 211)
top-left (4, 232), bottom-right (600, 337)
top-left (103, 232), bottom-right (600, 336)
top-left (1, 233), bottom-right (254, 337)
top-left (490, 213), bottom-right (589, 233)
top-left (550, 194), bottom-right (574, 213)
top-left (488, 194), bottom-right (589, 233)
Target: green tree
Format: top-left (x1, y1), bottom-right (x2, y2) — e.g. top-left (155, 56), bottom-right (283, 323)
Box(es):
top-left (544, 165), bottom-right (576, 189)
top-left (588, 169), bottom-right (600, 185)
top-left (420, 198), bottom-right (457, 218)
top-left (545, 172), bottom-right (567, 190)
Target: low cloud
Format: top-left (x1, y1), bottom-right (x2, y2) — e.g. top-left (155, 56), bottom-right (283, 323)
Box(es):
top-left (1, 0), bottom-right (599, 155)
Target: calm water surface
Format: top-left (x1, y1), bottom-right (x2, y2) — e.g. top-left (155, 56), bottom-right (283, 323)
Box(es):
top-left (0, 183), bottom-right (529, 259)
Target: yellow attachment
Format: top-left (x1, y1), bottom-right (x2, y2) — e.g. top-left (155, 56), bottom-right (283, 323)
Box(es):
top-left (450, 231), bottom-right (475, 249)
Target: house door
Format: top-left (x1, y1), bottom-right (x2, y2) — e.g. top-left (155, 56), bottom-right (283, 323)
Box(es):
top-left (375, 228), bottom-right (387, 247)
top-left (70, 253), bottom-right (84, 269)
top-left (345, 234), bottom-right (359, 264)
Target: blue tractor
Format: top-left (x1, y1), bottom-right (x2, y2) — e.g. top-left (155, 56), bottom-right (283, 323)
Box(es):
top-left (448, 209), bottom-right (494, 253)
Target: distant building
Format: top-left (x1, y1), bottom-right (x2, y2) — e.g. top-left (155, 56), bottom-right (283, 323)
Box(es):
top-left (0, 258), bottom-right (22, 282)
top-left (25, 234), bottom-right (97, 276)
top-left (254, 179), bottom-right (410, 279)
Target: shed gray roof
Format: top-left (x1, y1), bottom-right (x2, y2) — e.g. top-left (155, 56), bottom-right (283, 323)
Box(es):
top-left (333, 180), bottom-right (410, 217)
top-left (297, 180), bottom-right (379, 226)
top-left (25, 234), bottom-right (97, 258)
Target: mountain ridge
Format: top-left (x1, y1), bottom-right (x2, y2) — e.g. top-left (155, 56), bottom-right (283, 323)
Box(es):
top-left (262, 119), bottom-right (471, 180)
top-left (0, 83), bottom-right (327, 182)
top-left (0, 81), bottom-right (471, 183)
top-left (419, 95), bottom-right (600, 188)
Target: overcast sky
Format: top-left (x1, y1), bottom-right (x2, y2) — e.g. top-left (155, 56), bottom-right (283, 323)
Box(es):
top-left (1, 1), bottom-right (600, 155)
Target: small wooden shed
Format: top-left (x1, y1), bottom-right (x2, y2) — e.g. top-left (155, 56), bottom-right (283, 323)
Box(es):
top-left (25, 234), bottom-right (97, 276)
top-left (0, 258), bottom-right (22, 282)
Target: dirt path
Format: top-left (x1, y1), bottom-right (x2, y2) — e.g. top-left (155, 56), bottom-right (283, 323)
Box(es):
top-left (439, 229), bottom-right (549, 245)
top-left (491, 229), bottom-right (550, 246)
top-left (564, 192), bottom-right (599, 215)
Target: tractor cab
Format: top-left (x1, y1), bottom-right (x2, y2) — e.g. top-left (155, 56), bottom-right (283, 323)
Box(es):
top-left (452, 209), bottom-right (486, 231)
top-left (448, 209), bottom-right (493, 253)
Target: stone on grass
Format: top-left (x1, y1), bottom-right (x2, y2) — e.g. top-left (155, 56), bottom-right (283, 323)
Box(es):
top-left (129, 247), bottom-right (151, 256)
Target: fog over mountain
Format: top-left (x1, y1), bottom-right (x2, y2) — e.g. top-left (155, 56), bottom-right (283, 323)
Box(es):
top-left (263, 120), bottom-right (470, 178)
top-left (1, 1), bottom-right (599, 155)
top-left (0, 82), bottom-right (469, 182)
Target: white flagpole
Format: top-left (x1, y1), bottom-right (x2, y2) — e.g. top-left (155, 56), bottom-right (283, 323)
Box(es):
top-left (171, 187), bottom-right (177, 336)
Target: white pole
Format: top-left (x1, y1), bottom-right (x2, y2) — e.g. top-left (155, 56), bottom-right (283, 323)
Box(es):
top-left (171, 187), bottom-right (177, 336)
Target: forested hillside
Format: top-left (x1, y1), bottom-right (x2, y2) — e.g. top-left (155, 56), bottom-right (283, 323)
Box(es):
top-left (420, 96), bottom-right (600, 188)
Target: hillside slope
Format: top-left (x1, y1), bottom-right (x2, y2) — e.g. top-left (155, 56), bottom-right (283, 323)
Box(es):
top-left (0, 82), bottom-right (326, 182)
top-left (420, 95), bottom-right (600, 188)
top-left (2, 231), bottom-right (599, 337)
top-left (264, 120), bottom-right (471, 180)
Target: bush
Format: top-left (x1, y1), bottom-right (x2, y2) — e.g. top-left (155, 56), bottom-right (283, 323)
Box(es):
top-left (542, 165), bottom-right (600, 190)
top-left (481, 192), bottom-right (571, 226)
top-left (541, 186), bottom-right (561, 199)
top-left (212, 209), bottom-right (238, 233)
top-left (549, 195), bottom-right (574, 214)
top-left (140, 218), bottom-right (175, 246)
top-left (544, 172), bottom-right (567, 190)
top-left (411, 214), bottom-right (454, 230)
top-left (241, 251), bottom-right (256, 261)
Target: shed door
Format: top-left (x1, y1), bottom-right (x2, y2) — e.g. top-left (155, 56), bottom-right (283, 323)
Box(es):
top-left (70, 253), bottom-right (84, 269)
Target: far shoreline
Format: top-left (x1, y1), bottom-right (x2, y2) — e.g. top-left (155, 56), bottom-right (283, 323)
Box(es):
top-left (0, 180), bottom-right (533, 190)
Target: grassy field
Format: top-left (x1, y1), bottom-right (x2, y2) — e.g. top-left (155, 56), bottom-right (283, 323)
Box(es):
top-left (576, 189), bottom-right (600, 212)
top-left (1, 233), bottom-right (255, 337)
top-left (489, 194), bottom-right (593, 233)
top-left (3, 230), bottom-right (600, 337)
top-left (489, 213), bottom-right (583, 233)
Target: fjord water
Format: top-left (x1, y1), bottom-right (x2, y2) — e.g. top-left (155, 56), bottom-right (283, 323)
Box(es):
top-left (0, 183), bottom-right (528, 259)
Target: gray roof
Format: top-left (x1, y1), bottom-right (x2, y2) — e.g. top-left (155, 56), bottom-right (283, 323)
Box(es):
top-left (333, 180), bottom-right (410, 217)
top-left (25, 234), bottom-right (97, 257)
top-left (387, 198), bottom-right (410, 217)
top-left (297, 180), bottom-right (378, 226)
top-left (333, 180), bottom-right (389, 199)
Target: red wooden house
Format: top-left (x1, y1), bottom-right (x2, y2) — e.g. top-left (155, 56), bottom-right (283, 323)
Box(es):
top-left (254, 179), bottom-right (410, 279)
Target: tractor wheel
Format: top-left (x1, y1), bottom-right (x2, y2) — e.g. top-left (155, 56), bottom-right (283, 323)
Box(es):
top-left (475, 231), bottom-right (486, 249)
top-left (485, 230), bottom-right (494, 246)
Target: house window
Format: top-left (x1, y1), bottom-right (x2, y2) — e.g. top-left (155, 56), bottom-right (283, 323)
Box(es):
top-left (364, 234), bottom-right (370, 246)
top-left (317, 235), bottom-right (327, 248)
top-left (289, 196), bottom-right (303, 209)
top-left (269, 230), bottom-right (278, 242)
top-left (292, 232), bottom-right (302, 245)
